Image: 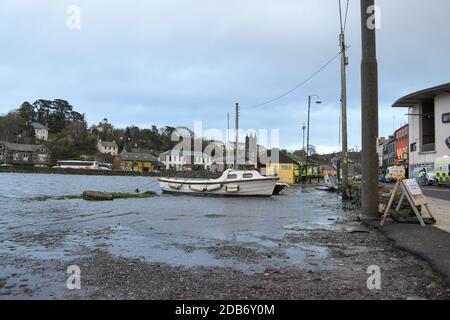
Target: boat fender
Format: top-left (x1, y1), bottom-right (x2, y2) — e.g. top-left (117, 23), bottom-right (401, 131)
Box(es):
top-left (169, 183), bottom-right (182, 190)
top-left (226, 184), bottom-right (239, 193)
top-left (206, 184), bottom-right (222, 191)
top-left (189, 185), bottom-right (207, 192)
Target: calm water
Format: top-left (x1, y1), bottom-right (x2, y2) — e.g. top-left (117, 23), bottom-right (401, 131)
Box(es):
top-left (0, 173), bottom-right (343, 271)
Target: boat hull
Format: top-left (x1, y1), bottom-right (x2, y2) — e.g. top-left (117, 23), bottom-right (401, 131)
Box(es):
top-left (159, 178), bottom-right (277, 197)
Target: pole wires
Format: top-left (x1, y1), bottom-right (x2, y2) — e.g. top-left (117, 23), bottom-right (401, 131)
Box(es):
top-left (242, 50), bottom-right (343, 110)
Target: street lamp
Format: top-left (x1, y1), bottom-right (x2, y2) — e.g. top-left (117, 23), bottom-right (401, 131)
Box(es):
top-left (306, 94), bottom-right (322, 179)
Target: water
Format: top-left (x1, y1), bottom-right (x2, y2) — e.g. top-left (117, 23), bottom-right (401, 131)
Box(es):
top-left (0, 173), bottom-right (343, 272)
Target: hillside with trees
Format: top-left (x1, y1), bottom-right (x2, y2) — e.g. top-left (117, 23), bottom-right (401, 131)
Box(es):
top-left (0, 99), bottom-right (186, 163)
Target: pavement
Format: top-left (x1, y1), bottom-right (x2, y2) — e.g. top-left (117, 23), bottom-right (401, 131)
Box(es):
top-left (422, 185), bottom-right (450, 201)
top-left (368, 193), bottom-right (450, 288)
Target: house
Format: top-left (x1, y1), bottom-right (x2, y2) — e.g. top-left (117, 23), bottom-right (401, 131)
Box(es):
top-left (159, 150), bottom-right (212, 171)
top-left (119, 149), bottom-right (164, 172)
top-left (97, 140), bottom-right (118, 156)
top-left (265, 150), bottom-right (302, 184)
top-left (0, 142), bottom-right (51, 166)
top-left (320, 165), bottom-right (337, 176)
top-left (331, 151), bottom-right (362, 177)
top-left (30, 122), bottom-right (49, 141)
top-left (392, 83), bottom-right (450, 175)
top-left (395, 124), bottom-right (409, 170)
top-left (382, 136), bottom-right (396, 169)
top-left (378, 137), bottom-right (386, 168)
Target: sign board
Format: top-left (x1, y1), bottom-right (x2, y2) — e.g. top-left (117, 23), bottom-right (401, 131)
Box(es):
top-left (403, 179), bottom-right (422, 196)
top-left (380, 179), bottom-right (435, 227)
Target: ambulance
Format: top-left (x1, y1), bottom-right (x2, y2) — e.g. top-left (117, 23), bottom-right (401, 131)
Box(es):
top-left (434, 156), bottom-right (450, 187)
top-left (384, 166), bottom-right (406, 182)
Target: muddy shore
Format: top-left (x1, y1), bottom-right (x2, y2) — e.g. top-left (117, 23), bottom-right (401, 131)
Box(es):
top-left (0, 173), bottom-right (448, 300)
top-left (1, 217), bottom-right (447, 300)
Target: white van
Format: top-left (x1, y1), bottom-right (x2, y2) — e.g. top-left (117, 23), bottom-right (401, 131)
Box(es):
top-left (434, 157), bottom-right (450, 187)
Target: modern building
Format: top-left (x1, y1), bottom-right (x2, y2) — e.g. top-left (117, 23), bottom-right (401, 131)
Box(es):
top-left (30, 122), bottom-right (49, 141)
top-left (392, 83), bottom-right (450, 174)
top-left (119, 149), bottom-right (164, 172)
top-left (97, 140), bottom-right (118, 156)
top-left (395, 124), bottom-right (409, 169)
top-left (0, 142), bottom-right (52, 166)
top-left (159, 150), bottom-right (212, 171)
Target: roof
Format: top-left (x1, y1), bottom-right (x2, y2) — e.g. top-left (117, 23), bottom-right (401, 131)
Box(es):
top-left (266, 150), bottom-right (302, 164)
top-left (120, 151), bottom-right (159, 162)
top-left (98, 140), bottom-right (118, 148)
top-left (0, 142), bottom-right (49, 153)
top-left (30, 122), bottom-right (48, 130)
top-left (160, 149), bottom-right (210, 157)
top-left (392, 83), bottom-right (450, 108)
top-left (320, 165), bottom-right (336, 171)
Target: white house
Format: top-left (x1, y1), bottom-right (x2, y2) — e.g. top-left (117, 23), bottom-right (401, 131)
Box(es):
top-left (392, 83), bottom-right (450, 174)
top-left (159, 150), bottom-right (212, 171)
top-left (30, 122), bottom-right (49, 141)
top-left (97, 140), bottom-right (118, 156)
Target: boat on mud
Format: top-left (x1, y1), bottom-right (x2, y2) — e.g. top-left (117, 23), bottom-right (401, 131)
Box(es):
top-left (159, 169), bottom-right (279, 197)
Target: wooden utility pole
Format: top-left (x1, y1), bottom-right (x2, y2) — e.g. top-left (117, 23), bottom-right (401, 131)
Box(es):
top-left (339, 0), bottom-right (349, 199)
top-left (234, 103), bottom-right (239, 169)
top-left (361, 0), bottom-right (379, 218)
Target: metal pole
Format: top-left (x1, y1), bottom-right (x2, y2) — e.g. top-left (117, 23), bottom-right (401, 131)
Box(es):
top-left (302, 123), bottom-right (306, 151)
top-left (361, 0), bottom-right (379, 218)
top-left (227, 112), bottom-right (230, 144)
top-left (234, 103), bottom-right (239, 169)
top-left (306, 96), bottom-right (311, 177)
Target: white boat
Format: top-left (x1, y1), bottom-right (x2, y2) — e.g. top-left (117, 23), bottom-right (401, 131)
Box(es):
top-left (159, 169), bottom-right (278, 197)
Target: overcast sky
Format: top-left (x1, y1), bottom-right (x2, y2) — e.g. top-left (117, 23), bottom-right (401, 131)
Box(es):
top-left (1, 0), bottom-right (449, 153)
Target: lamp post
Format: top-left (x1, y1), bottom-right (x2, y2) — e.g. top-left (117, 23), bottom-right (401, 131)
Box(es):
top-left (306, 94), bottom-right (322, 181)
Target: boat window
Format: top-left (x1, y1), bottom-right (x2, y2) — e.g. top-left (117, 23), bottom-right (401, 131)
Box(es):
top-left (243, 173), bottom-right (253, 179)
top-left (227, 174), bottom-right (238, 179)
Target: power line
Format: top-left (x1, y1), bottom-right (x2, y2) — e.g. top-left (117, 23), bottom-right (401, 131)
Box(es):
top-left (343, 0), bottom-right (350, 33)
top-left (242, 50), bottom-right (343, 110)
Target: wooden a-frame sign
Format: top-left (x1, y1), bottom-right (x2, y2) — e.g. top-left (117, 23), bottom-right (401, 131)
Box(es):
top-left (380, 179), bottom-right (435, 227)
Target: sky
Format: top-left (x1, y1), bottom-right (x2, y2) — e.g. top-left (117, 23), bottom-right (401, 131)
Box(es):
top-left (1, 0), bottom-right (449, 154)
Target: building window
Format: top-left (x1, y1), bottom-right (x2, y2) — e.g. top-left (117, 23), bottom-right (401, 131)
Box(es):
top-left (421, 100), bottom-right (435, 152)
top-left (410, 142), bottom-right (417, 152)
top-left (443, 113), bottom-right (450, 123)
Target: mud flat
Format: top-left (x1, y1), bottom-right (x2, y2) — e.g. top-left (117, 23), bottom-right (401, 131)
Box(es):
top-left (0, 173), bottom-right (448, 300)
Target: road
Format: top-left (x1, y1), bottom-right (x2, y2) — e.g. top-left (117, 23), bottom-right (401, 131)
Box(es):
top-left (421, 185), bottom-right (450, 201)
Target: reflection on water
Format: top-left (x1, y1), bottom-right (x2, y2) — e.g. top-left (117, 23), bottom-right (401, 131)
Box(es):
top-left (0, 173), bottom-right (343, 270)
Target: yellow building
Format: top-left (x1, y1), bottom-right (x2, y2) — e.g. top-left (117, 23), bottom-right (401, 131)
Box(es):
top-left (120, 150), bottom-right (164, 173)
top-left (265, 152), bottom-right (302, 184)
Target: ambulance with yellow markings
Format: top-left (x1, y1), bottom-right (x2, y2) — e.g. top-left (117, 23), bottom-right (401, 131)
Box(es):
top-left (434, 156), bottom-right (450, 187)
